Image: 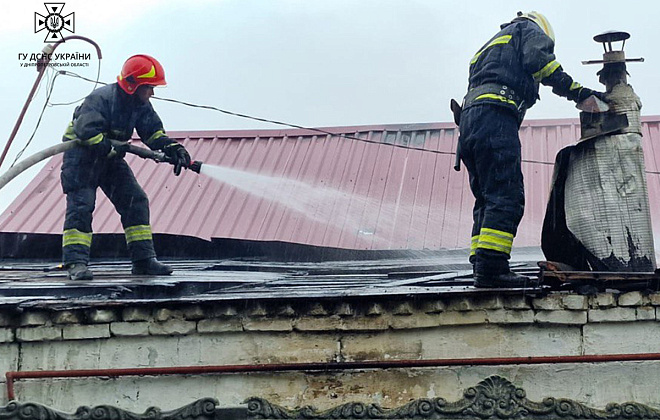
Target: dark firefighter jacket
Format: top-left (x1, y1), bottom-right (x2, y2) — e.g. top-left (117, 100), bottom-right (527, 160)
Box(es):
top-left (62, 83), bottom-right (175, 155)
top-left (464, 18), bottom-right (591, 116)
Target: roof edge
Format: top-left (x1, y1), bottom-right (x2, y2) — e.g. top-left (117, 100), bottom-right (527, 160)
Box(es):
top-left (163, 115), bottom-right (660, 139)
top-left (165, 122), bottom-right (456, 139)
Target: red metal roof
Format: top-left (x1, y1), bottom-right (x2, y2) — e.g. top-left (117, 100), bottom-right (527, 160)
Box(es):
top-left (2, 118), bottom-right (660, 251)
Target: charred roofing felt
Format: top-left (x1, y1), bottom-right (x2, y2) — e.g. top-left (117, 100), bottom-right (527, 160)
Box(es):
top-left (0, 256), bottom-right (544, 308)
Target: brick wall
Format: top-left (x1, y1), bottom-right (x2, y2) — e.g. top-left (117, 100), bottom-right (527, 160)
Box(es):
top-left (1, 291), bottom-right (659, 412)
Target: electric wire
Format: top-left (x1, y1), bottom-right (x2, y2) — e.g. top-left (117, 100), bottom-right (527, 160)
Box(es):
top-left (10, 71), bottom-right (60, 167)
top-left (59, 71), bottom-right (461, 156)
top-left (31, 70), bottom-right (660, 175)
top-left (49, 60), bottom-right (101, 106)
top-left (9, 58), bottom-right (102, 167)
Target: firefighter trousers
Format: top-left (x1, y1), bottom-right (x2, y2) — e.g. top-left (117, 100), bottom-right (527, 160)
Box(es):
top-left (458, 104), bottom-right (525, 275)
top-left (61, 148), bottom-right (157, 265)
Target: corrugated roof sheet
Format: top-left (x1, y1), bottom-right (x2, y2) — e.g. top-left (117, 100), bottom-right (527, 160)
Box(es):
top-left (2, 118), bottom-right (660, 251)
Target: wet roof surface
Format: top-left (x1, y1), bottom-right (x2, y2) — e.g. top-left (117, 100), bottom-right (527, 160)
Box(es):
top-left (0, 253), bottom-right (545, 308)
top-left (2, 246), bottom-right (658, 308)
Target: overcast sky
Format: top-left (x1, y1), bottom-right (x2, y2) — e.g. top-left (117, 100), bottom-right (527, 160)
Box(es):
top-left (0, 0), bottom-right (658, 213)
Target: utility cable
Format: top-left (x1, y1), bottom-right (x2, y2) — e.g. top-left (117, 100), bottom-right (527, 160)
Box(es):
top-left (49, 70), bottom-right (660, 174)
top-left (9, 58), bottom-right (102, 167)
top-left (49, 60), bottom-right (101, 106)
top-left (10, 71), bottom-right (60, 167)
top-left (59, 71), bottom-right (459, 156)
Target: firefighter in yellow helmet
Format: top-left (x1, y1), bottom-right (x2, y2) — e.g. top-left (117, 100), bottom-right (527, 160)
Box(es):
top-left (458, 11), bottom-right (605, 288)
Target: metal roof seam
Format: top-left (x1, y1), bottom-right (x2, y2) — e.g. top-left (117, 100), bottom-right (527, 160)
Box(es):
top-left (351, 131), bottom-right (387, 250)
top-left (253, 136), bottom-right (293, 241)
top-left (202, 136), bottom-right (235, 239)
top-left (419, 142), bottom-right (438, 249)
top-left (224, 137), bottom-right (263, 238)
top-left (255, 136), bottom-right (299, 241)
top-left (302, 133), bottom-right (337, 247)
top-left (197, 136), bottom-right (229, 239)
top-left (406, 147), bottom-right (434, 250)
top-left (366, 141), bottom-right (398, 250)
top-left (288, 134), bottom-right (325, 245)
top-left (318, 134), bottom-right (358, 247)
top-left (241, 136), bottom-right (276, 241)
top-left (207, 138), bottom-right (247, 239)
top-left (355, 131), bottom-right (390, 250)
top-left (337, 136), bottom-right (372, 249)
top-left (274, 135), bottom-right (314, 244)
top-left (35, 164), bottom-right (65, 233)
top-left (258, 135), bottom-right (296, 241)
top-left (439, 128), bottom-right (460, 248)
top-left (39, 162), bottom-right (66, 233)
top-left (328, 136), bottom-right (366, 248)
top-left (158, 137), bottom-right (204, 235)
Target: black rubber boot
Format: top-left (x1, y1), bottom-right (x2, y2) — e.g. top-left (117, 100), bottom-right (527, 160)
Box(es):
top-left (132, 258), bottom-right (173, 275)
top-left (474, 271), bottom-right (538, 288)
top-left (67, 263), bottom-right (93, 281)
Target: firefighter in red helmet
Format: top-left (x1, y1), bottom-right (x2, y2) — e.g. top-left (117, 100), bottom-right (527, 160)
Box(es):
top-left (60, 54), bottom-right (190, 280)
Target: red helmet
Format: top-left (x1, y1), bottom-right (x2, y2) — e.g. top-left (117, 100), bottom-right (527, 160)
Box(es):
top-left (117, 54), bottom-right (167, 95)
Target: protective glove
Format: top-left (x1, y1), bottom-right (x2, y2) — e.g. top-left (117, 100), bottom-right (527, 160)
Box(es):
top-left (575, 87), bottom-right (607, 104)
top-left (107, 142), bottom-right (130, 159)
top-left (163, 143), bottom-right (191, 176)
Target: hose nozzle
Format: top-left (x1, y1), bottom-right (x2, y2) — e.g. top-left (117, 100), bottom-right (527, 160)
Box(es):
top-left (112, 140), bottom-right (203, 175)
top-left (188, 161), bottom-right (203, 174)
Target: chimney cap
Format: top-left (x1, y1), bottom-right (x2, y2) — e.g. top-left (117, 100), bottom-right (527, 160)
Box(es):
top-left (594, 31), bottom-right (630, 44)
top-left (583, 31), bottom-right (643, 65)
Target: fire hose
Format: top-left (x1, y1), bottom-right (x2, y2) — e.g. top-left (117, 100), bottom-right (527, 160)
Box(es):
top-left (0, 140), bottom-right (203, 192)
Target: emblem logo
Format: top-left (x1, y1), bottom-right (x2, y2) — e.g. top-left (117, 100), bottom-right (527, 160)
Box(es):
top-left (35, 3), bottom-right (75, 42)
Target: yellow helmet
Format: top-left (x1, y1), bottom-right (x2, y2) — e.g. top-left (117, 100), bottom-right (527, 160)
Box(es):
top-left (517, 11), bottom-right (555, 42)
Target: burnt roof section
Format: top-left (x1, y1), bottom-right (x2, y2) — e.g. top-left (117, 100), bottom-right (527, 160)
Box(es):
top-left (3, 253), bottom-right (658, 310)
top-left (0, 253), bottom-right (545, 309)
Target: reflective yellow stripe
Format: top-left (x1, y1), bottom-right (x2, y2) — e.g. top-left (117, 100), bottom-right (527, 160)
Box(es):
top-left (63, 229), bottom-right (92, 248)
top-left (63, 122), bottom-right (77, 140)
top-left (146, 130), bottom-right (166, 145)
top-left (125, 225), bottom-right (153, 244)
top-left (533, 60), bottom-right (561, 81)
top-left (470, 35), bottom-right (512, 65)
top-left (569, 81), bottom-right (582, 91)
top-left (137, 65), bottom-right (156, 79)
top-left (474, 93), bottom-right (517, 107)
top-left (481, 227), bottom-right (513, 237)
top-left (470, 235), bottom-right (479, 256)
top-left (477, 228), bottom-right (514, 255)
top-left (81, 133), bottom-right (104, 146)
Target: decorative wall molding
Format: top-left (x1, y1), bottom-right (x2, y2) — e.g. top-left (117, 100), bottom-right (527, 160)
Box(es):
top-left (0, 397), bottom-right (218, 420)
top-left (245, 376), bottom-right (660, 419)
top-left (2, 377), bottom-right (659, 420)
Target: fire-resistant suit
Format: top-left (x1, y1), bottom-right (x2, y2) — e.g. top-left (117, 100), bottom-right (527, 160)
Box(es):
top-left (459, 13), bottom-right (602, 285)
top-left (60, 82), bottom-right (184, 268)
